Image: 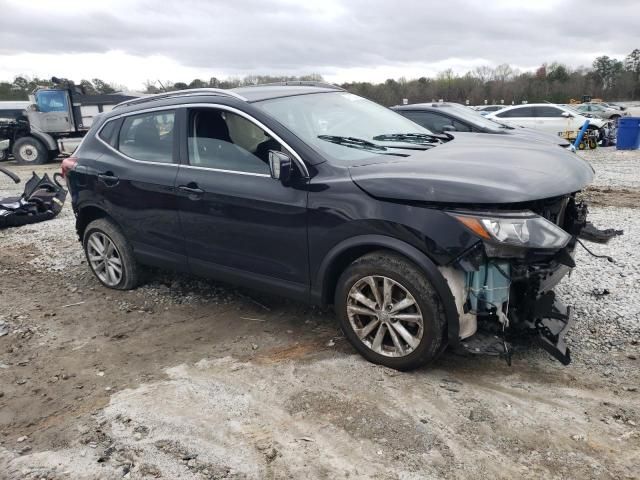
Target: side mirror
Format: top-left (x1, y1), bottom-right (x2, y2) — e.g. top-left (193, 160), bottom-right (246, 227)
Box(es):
top-left (268, 150), bottom-right (292, 182)
top-left (561, 111), bottom-right (572, 118)
top-left (442, 125), bottom-right (456, 132)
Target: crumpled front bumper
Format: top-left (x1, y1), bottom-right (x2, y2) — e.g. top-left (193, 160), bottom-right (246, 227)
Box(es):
top-left (442, 196), bottom-right (591, 365)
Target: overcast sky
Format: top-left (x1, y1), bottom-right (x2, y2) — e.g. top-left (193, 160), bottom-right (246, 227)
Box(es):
top-left (0, 0), bottom-right (638, 90)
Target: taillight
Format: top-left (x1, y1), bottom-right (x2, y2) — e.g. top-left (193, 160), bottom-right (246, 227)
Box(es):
top-left (61, 156), bottom-right (78, 178)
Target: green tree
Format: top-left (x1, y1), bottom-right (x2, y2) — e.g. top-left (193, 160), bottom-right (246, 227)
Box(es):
top-left (547, 63), bottom-right (569, 83)
top-left (625, 49), bottom-right (640, 75)
top-left (80, 79), bottom-right (97, 94)
top-left (188, 79), bottom-right (207, 89)
top-left (592, 56), bottom-right (624, 90)
top-left (91, 78), bottom-right (116, 94)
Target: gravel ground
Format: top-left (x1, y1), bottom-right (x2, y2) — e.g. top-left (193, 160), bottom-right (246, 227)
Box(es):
top-left (579, 147), bottom-right (640, 188)
top-left (1, 149), bottom-right (639, 479)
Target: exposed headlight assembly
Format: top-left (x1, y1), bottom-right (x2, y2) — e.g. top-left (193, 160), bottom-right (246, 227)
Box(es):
top-left (450, 211), bottom-right (571, 249)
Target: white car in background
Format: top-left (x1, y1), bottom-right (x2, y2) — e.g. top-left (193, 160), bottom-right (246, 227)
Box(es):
top-left (473, 104), bottom-right (507, 116)
top-left (486, 103), bottom-right (608, 137)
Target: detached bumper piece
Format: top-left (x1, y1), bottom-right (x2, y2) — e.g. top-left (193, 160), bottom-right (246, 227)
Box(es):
top-left (0, 169), bottom-right (67, 229)
top-left (458, 296), bottom-right (574, 366)
top-left (534, 299), bottom-right (573, 365)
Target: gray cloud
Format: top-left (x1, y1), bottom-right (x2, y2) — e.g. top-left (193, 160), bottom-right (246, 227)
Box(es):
top-left (1, 0), bottom-right (639, 77)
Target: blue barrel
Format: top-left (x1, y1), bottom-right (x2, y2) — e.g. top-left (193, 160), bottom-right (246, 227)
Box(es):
top-left (616, 117), bottom-right (640, 150)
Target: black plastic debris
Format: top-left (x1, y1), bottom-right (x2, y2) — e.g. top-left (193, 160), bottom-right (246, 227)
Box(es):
top-left (579, 222), bottom-right (624, 244)
top-left (0, 166), bottom-right (67, 229)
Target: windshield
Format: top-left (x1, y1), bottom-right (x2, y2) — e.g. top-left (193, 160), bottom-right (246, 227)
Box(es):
top-left (562, 105), bottom-right (586, 116)
top-left (254, 92), bottom-right (434, 163)
top-left (35, 90), bottom-right (68, 113)
top-left (438, 104), bottom-right (504, 132)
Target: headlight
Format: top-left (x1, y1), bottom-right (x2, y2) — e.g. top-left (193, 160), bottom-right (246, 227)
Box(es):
top-left (449, 211), bottom-right (571, 249)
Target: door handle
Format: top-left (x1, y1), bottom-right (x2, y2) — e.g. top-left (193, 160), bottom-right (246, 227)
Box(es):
top-left (98, 171), bottom-right (119, 186)
top-left (178, 183), bottom-right (205, 198)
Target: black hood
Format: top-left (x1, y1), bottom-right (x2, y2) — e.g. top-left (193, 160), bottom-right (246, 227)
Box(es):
top-left (349, 133), bottom-right (594, 204)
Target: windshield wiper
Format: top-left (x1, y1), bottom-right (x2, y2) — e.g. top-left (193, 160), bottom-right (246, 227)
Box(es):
top-left (372, 132), bottom-right (452, 144)
top-left (317, 135), bottom-right (408, 156)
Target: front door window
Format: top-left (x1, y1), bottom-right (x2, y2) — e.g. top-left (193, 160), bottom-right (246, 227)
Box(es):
top-left (188, 109), bottom-right (282, 174)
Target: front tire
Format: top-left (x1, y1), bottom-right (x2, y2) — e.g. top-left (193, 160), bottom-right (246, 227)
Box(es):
top-left (13, 137), bottom-right (48, 165)
top-left (334, 251), bottom-right (447, 370)
top-left (83, 218), bottom-right (140, 290)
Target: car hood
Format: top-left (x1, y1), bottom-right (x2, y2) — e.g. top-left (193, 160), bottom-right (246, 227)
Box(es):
top-left (505, 126), bottom-right (571, 147)
top-left (349, 133), bottom-right (594, 204)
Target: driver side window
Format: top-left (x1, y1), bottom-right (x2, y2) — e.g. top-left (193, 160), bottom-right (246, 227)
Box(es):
top-left (402, 111), bottom-right (470, 133)
top-left (188, 109), bottom-right (281, 175)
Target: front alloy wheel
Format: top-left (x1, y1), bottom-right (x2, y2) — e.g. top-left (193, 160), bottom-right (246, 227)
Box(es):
top-left (347, 276), bottom-right (424, 357)
top-left (335, 251), bottom-right (447, 370)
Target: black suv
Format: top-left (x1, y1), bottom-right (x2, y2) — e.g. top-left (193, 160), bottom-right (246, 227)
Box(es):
top-left (64, 84), bottom-right (593, 370)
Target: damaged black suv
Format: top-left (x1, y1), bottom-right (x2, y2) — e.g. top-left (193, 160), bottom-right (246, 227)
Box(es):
top-left (64, 83), bottom-right (593, 370)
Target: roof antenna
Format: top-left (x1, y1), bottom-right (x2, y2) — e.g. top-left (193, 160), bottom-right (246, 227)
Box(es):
top-left (157, 80), bottom-right (167, 92)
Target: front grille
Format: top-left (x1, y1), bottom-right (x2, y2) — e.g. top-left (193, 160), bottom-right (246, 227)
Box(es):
top-left (529, 195), bottom-right (570, 226)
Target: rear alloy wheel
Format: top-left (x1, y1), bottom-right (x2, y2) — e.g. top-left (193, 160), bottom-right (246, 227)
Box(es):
top-left (83, 218), bottom-right (139, 290)
top-left (87, 232), bottom-right (123, 287)
top-left (335, 251), bottom-right (446, 370)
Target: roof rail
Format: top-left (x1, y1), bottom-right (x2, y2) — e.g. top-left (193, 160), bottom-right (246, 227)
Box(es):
top-left (113, 88), bottom-right (246, 109)
top-left (243, 81), bottom-right (345, 91)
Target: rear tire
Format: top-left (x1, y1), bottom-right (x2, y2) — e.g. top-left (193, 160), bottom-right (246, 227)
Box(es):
top-left (13, 137), bottom-right (48, 165)
top-left (83, 218), bottom-right (140, 290)
top-left (334, 251), bottom-right (447, 371)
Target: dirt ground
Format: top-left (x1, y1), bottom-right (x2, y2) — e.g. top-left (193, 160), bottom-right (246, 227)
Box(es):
top-left (0, 159), bottom-right (639, 480)
top-left (581, 186), bottom-right (640, 208)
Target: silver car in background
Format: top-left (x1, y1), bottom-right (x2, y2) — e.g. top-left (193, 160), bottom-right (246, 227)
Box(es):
top-left (572, 103), bottom-right (627, 120)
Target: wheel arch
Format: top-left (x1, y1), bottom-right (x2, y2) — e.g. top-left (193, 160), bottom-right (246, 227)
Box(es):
top-left (27, 129), bottom-right (57, 151)
top-left (76, 204), bottom-right (112, 241)
top-left (312, 235), bottom-right (460, 346)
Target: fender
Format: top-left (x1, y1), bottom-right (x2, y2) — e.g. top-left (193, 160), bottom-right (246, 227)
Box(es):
top-left (312, 234), bottom-right (460, 346)
top-left (28, 127), bottom-right (57, 151)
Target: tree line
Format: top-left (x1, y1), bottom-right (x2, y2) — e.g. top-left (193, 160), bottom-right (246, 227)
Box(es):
top-left (1, 49), bottom-right (639, 107)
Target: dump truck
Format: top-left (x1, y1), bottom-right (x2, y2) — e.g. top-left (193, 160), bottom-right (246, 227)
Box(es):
top-left (0, 77), bottom-right (137, 164)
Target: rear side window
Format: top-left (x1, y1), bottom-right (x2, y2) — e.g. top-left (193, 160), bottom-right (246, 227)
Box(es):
top-left (534, 106), bottom-right (563, 117)
top-left (98, 120), bottom-right (118, 145)
top-left (117, 111), bottom-right (175, 163)
top-left (496, 107), bottom-right (535, 118)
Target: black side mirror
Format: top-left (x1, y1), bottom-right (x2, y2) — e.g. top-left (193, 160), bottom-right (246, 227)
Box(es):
top-left (268, 150), bottom-right (292, 182)
top-left (442, 125), bottom-right (456, 132)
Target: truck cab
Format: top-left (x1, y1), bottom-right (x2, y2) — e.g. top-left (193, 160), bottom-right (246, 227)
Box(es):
top-left (30, 89), bottom-right (76, 133)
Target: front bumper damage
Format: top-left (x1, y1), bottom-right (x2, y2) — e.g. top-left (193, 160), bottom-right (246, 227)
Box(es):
top-left (442, 196), bottom-right (589, 365)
